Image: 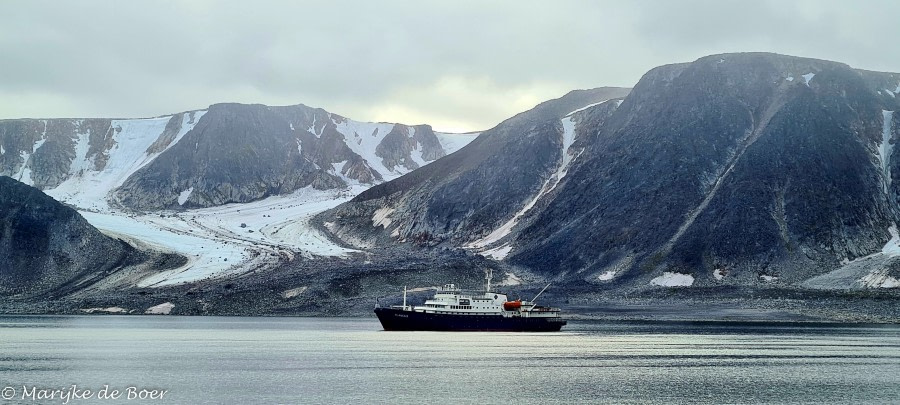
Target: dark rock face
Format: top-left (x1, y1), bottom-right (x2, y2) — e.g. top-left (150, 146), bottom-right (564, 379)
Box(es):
top-left (145, 113), bottom-right (186, 154)
top-left (0, 176), bottom-right (137, 297)
top-left (0, 118), bottom-right (115, 189)
top-left (318, 87), bottom-right (632, 248)
top-left (376, 124), bottom-right (438, 171)
top-left (322, 53), bottom-right (900, 291)
top-left (513, 53), bottom-right (900, 288)
top-left (114, 103), bottom-right (338, 209)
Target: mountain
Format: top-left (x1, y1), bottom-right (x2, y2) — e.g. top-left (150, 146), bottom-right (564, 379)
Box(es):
top-left (320, 53), bottom-right (900, 292)
top-left (0, 103), bottom-right (476, 211)
top-left (318, 87), bottom-right (630, 249)
top-left (0, 102), bottom-right (478, 290)
top-left (0, 176), bottom-right (181, 298)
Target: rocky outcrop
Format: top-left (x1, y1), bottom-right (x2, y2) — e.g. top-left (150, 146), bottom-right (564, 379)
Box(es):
top-left (0, 118), bottom-right (115, 189)
top-left (113, 103), bottom-right (335, 209)
top-left (376, 124), bottom-right (445, 172)
top-left (0, 176), bottom-right (141, 297)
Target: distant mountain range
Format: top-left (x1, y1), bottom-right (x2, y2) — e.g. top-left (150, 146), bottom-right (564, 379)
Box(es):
top-left (0, 103), bottom-right (476, 210)
top-left (0, 102), bottom-right (478, 300)
top-left (3, 52), bottom-right (900, 317)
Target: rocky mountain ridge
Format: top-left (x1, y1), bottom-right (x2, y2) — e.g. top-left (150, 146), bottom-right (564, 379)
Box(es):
top-left (319, 53), bottom-right (900, 293)
top-left (0, 103), bottom-right (475, 211)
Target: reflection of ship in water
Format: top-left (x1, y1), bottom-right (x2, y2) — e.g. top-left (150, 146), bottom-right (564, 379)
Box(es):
top-left (374, 271), bottom-right (566, 332)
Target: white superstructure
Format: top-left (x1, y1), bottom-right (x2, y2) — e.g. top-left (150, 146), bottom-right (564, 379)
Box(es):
top-left (390, 271), bottom-right (562, 319)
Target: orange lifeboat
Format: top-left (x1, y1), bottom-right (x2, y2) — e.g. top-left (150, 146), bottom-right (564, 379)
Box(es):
top-left (503, 300), bottom-right (522, 311)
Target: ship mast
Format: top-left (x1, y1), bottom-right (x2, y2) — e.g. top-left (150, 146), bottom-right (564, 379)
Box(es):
top-left (484, 269), bottom-right (493, 293)
top-left (531, 283), bottom-right (552, 303)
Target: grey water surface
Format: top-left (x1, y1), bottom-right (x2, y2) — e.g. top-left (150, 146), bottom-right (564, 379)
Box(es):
top-left (2, 316), bottom-right (900, 404)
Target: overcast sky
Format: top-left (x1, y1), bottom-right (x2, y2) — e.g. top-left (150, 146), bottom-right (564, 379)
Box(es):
top-left (3, 0), bottom-right (900, 132)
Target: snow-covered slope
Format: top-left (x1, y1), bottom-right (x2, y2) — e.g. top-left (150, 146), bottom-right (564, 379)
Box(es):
top-left (436, 131), bottom-right (481, 155)
top-left (465, 103), bottom-right (596, 258)
top-left (0, 103), bottom-right (478, 287)
top-left (85, 185), bottom-right (366, 287)
top-left (49, 112), bottom-right (206, 210)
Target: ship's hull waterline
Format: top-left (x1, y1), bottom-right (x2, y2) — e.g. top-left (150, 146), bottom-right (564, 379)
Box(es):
top-left (374, 307), bottom-right (566, 332)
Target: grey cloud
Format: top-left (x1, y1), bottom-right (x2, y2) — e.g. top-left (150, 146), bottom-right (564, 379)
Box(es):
top-left (1, 0), bottom-right (899, 131)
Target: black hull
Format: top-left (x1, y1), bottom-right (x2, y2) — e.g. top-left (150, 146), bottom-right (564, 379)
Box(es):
top-left (374, 307), bottom-right (566, 332)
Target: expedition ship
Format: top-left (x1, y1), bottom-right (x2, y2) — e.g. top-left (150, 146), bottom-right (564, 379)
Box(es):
top-left (374, 271), bottom-right (566, 332)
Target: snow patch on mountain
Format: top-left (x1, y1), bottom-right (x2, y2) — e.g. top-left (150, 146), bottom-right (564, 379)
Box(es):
top-left (333, 118), bottom-right (477, 180)
top-left (861, 269), bottom-right (900, 288)
top-left (333, 118), bottom-right (398, 178)
top-left (498, 272), bottom-right (522, 286)
top-left (15, 151), bottom-right (32, 184)
top-left (802, 72), bottom-right (815, 86)
top-left (145, 302), bottom-right (175, 314)
top-left (178, 187), bottom-right (194, 205)
top-left (407, 126), bottom-right (428, 168)
top-left (281, 286), bottom-right (308, 299)
top-left (481, 244), bottom-right (512, 260)
top-left (881, 225), bottom-right (900, 256)
top-left (171, 110), bottom-right (207, 147)
top-left (555, 116), bottom-right (580, 182)
top-left (14, 135), bottom-right (47, 184)
top-left (331, 160), bottom-right (347, 175)
top-left (565, 100), bottom-right (609, 117)
top-left (308, 115), bottom-right (320, 137)
top-left (435, 132), bottom-right (480, 155)
top-left (69, 132), bottom-right (92, 175)
top-left (372, 207), bottom-right (394, 228)
top-left (879, 111), bottom-right (895, 193)
top-left (44, 112), bottom-right (206, 211)
top-left (467, 115), bottom-right (581, 251)
top-left (650, 272), bottom-right (695, 287)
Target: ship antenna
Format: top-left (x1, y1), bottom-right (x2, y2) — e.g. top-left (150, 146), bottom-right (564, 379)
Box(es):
top-left (531, 283), bottom-right (552, 303)
top-left (485, 269), bottom-right (493, 292)
top-left (403, 286), bottom-right (407, 310)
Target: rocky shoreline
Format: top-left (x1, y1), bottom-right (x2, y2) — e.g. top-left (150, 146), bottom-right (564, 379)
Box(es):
top-left (5, 290), bottom-right (900, 324)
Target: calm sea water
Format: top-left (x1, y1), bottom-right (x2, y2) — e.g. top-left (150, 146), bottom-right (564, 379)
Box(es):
top-left (2, 316), bottom-right (900, 404)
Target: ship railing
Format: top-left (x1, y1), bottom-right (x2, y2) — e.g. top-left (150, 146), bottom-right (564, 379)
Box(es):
top-left (522, 306), bottom-right (560, 312)
top-left (436, 287), bottom-right (486, 292)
